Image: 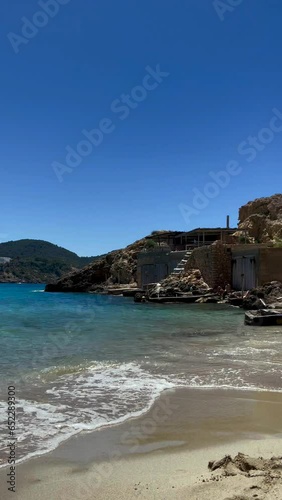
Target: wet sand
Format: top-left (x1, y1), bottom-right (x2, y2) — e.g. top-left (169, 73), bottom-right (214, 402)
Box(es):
top-left (1, 387), bottom-right (282, 499)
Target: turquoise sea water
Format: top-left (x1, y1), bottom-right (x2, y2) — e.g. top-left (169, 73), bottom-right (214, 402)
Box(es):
top-left (1, 284), bottom-right (282, 466)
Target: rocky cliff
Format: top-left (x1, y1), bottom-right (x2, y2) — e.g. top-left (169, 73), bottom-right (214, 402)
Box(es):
top-left (237, 194), bottom-right (282, 243)
top-left (45, 237), bottom-right (150, 292)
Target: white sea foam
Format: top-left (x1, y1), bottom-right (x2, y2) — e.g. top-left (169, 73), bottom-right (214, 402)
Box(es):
top-left (1, 356), bottom-right (282, 468)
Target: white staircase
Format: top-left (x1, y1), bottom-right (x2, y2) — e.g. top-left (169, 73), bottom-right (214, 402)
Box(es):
top-left (171, 250), bottom-right (192, 276)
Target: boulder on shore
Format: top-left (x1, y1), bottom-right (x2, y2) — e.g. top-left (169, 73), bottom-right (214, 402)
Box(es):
top-left (157, 269), bottom-right (210, 296)
top-left (242, 281), bottom-right (282, 309)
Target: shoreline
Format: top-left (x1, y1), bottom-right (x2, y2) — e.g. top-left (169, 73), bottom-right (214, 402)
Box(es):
top-left (2, 384), bottom-right (282, 472)
top-left (1, 387), bottom-right (282, 499)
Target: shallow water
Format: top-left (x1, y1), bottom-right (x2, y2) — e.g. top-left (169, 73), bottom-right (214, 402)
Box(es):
top-left (1, 284), bottom-right (282, 466)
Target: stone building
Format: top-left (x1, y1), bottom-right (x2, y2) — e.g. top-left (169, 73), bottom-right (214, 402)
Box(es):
top-left (187, 243), bottom-right (282, 291)
top-left (137, 224), bottom-right (236, 287)
top-left (231, 245), bottom-right (282, 290)
top-left (137, 248), bottom-right (187, 287)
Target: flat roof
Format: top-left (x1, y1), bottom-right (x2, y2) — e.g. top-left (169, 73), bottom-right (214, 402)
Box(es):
top-left (145, 231), bottom-right (182, 238)
top-left (177, 228), bottom-right (237, 236)
top-left (146, 228), bottom-right (237, 239)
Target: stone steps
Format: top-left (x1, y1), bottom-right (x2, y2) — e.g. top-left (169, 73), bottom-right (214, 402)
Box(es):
top-left (169, 250), bottom-right (193, 278)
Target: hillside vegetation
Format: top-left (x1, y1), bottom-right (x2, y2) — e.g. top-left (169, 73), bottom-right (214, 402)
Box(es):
top-left (0, 239), bottom-right (101, 283)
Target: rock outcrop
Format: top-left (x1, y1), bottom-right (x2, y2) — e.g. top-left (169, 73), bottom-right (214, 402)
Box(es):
top-left (237, 194), bottom-right (282, 243)
top-left (45, 237), bottom-right (149, 292)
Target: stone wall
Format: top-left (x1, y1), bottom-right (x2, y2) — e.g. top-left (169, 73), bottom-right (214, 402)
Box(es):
top-left (212, 242), bottom-right (232, 287)
top-left (258, 248), bottom-right (282, 285)
top-left (186, 243), bottom-right (232, 288)
top-left (185, 246), bottom-right (213, 286)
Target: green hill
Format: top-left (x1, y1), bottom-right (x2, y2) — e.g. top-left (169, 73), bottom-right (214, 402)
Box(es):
top-left (0, 239), bottom-right (101, 284)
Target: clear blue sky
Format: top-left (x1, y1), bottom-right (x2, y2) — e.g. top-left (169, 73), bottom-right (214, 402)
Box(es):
top-left (1, 0), bottom-right (282, 256)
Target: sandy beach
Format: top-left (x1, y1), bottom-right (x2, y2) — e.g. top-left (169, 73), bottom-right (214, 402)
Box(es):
top-left (1, 387), bottom-right (282, 499)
